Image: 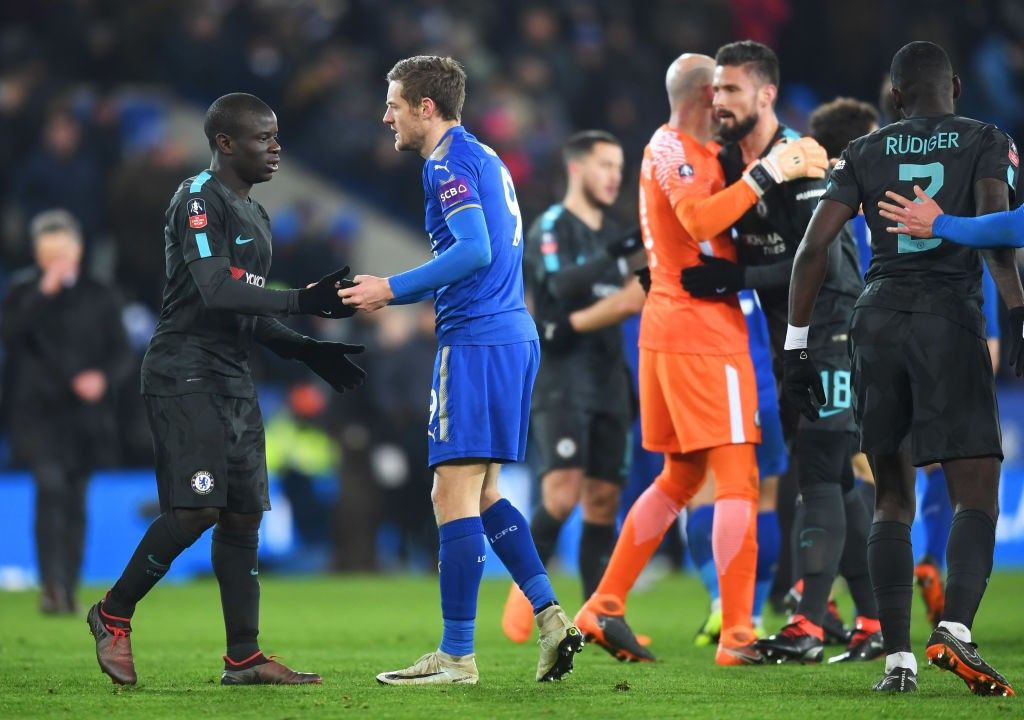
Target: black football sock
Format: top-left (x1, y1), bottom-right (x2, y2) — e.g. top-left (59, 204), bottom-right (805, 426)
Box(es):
top-left (789, 494), bottom-right (805, 582)
top-left (530, 505), bottom-right (564, 567)
top-left (840, 488), bottom-right (879, 619)
top-left (868, 521), bottom-right (914, 654)
top-left (213, 528), bottom-right (264, 665)
top-left (943, 509), bottom-right (995, 628)
top-left (104, 512), bottom-right (201, 618)
top-left (796, 483), bottom-right (846, 627)
top-left (579, 521), bottom-right (616, 601)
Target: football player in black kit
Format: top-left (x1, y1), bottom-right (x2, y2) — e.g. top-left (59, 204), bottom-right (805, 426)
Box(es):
top-left (501, 130), bottom-right (644, 645)
top-left (788, 41), bottom-right (1020, 695)
top-left (681, 41), bottom-right (880, 665)
top-left (87, 93), bottom-right (365, 687)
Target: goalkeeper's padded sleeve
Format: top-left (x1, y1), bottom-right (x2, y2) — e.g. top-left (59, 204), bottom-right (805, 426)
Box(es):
top-left (188, 256), bottom-right (298, 315)
top-left (388, 205), bottom-right (492, 301)
top-left (673, 179), bottom-right (759, 241)
top-left (933, 206), bottom-right (1024, 249)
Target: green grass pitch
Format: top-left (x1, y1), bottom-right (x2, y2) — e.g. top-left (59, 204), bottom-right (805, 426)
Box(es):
top-left (1, 573), bottom-right (1021, 719)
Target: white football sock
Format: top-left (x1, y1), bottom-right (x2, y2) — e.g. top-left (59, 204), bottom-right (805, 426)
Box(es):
top-left (938, 621), bottom-right (971, 643)
top-left (885, 651), bottom-right (918, 674)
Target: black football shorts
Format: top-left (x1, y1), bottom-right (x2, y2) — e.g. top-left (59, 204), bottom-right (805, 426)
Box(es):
top-left (531, 403), bottom-right (631, 486)
top-left (848, 306), bottom-right (1002, 466)
top-left (144, 393), bottom-right (270, 513)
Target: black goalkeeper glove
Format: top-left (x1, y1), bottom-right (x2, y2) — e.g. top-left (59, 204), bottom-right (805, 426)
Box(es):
top-left (635, 266), bottom-right (651, 295)
top-left (537, 316), bottom-right (577, 353)
top-left (295, 340), bottom-right (366, 393)
top-left (680, 254), bottom-right (746, 298)
top-left (297, 266), bottom-right (356, 318)
top-left (783, 349), bottom-right (826, 421)
top-left (606, 224), bottom-right (644, 258)
top-left (1009, 306), bottom-right (1024, 377)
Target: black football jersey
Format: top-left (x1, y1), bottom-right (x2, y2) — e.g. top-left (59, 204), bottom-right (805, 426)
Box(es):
top-left (523, 204), bottom-right (628, 409)
top-left (824, 114), bottom-right (1017, 336)
top-left (142, 171), bottom-right (275, 397)
top-left (720, 125), bottom-right (863, 354)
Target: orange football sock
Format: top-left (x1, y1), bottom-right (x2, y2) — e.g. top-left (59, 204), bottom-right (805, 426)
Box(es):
top-left (595, 452), bottom-right (707, 603)
top-left (709, 443), bottom-right (759, 636)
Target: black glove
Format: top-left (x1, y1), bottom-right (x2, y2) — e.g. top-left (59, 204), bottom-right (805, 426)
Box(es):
top-left (295, 340), bottom-right (366, 393)
top-left (296, 266), bottom-right (356, 318)
top-left (1009, 306), bottom-right (1024, 377)
top-left (635, 266), bottom-right (651, 295)
top-left (783, 349), bottom-right (826, 421)
top-left (537, 316), bottom-right (577, 353)
top-left (606, 224), bottom-right (643, 258)
top-left (680, 254), bottom-right (746, 297)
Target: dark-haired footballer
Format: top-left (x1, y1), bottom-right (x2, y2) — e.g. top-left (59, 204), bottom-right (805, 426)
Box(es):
top-left (788, 41), bottom-right (1020, 695)
top-left (87, 93), bottom-right (365, 687)
top-left (500, 130), bottom-right (643, 646)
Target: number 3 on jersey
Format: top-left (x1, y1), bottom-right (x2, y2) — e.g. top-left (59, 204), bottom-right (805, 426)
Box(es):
top-left (500, 166), bottom-right (523, 246)
top-left (897, 162), bottom-right (944, 254)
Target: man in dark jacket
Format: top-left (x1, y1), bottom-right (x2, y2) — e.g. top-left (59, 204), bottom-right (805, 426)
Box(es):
top-left (2, 209), bottom-right (132, 613)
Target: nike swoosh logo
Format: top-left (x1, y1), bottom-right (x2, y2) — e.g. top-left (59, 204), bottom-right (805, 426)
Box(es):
top-left (147, 554), bottom-right (170, 569)
top-left (235, 235), bottom-right (254, 245)
top-left (250, 568), bottom-right (259, 576)
top-left (818, 408), bottom-right (845, 418)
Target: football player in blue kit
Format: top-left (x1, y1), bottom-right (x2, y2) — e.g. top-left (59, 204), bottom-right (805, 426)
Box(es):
top-left (340, 55), bottom-right (583, 686)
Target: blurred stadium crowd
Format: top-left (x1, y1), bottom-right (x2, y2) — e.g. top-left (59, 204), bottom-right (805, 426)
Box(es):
top-left (1, 0), bottom-right (1023, 571)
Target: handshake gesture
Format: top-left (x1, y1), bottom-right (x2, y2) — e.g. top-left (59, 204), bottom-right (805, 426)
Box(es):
top-left (742, 136), bottom-right (829, 196)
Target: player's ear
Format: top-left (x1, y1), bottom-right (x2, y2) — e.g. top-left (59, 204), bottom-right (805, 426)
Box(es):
top-left (420, 96), bottom-right (436, 119)
top-left (890, 87), bottom-right (903, 115)
top-left (760, 83), bottom-right (777, 109)
top-left (951, 75), bottom-right (962, 101)
top-left (215, 132), bottom-right (233, 155)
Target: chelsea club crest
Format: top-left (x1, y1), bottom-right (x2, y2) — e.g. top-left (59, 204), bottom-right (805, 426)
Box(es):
top-left (191, 470), bottom-right (215, 495)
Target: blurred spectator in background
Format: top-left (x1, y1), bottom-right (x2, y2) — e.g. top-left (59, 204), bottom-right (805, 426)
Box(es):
top-left (107, 139), bottom-right (189, 309)
top-left (1, 209), bottom-right (131, 612)
top-left (15, 108), bottom-right (105, 244)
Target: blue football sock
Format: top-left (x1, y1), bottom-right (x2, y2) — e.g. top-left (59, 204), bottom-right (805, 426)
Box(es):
top-left (921, 467), bottom-right (952, 568)
top-left (482, 499), bottom-right (557, 612)
top-left (755, 511), bottom-right (781, 619)
top-left (687, 505), bottom-right (719, 601)
top-left (437, 517), bottom-right (486, 657)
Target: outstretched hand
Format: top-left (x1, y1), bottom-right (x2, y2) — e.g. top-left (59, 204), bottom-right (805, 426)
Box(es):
top-left (297, 266), bottom-right (356, 318)
top-left (339, 275), bottom-right (394, 313)
top-left (296, 341), bottom-right (366, 392)
top-left (878, 185), bottom-right (943, 238)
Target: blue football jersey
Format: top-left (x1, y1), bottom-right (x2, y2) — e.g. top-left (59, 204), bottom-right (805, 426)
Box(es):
top-left (421, 126), bottom-right (537, 345)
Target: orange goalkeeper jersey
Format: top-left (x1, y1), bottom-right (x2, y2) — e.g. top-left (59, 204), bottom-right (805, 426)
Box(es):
top-left (638, 125), bottom-right (756, 355)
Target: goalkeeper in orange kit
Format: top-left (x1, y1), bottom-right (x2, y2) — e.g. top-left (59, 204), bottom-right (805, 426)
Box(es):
top-left (573, 51), bottom-right (828, 665)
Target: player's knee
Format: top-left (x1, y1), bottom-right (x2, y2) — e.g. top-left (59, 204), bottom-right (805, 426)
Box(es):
top-left (581, 481), bottom-right (620, 524)
top-left (171, 506), bottom-right (221, 544)
top-left (542, 489), bottom-right (577, 520)
top-left (758, 475), bottom-right (779, 511)
top-left (217, 511), bottom-right (263, 534)
top-left (712, 467), bottom-right (759, 503)
top-left (654, 472), bottom-right (692, 508)
top-left (541, 470), bottom-right (581, 520)
top-left (873, 486), bottom-right (915, 524)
